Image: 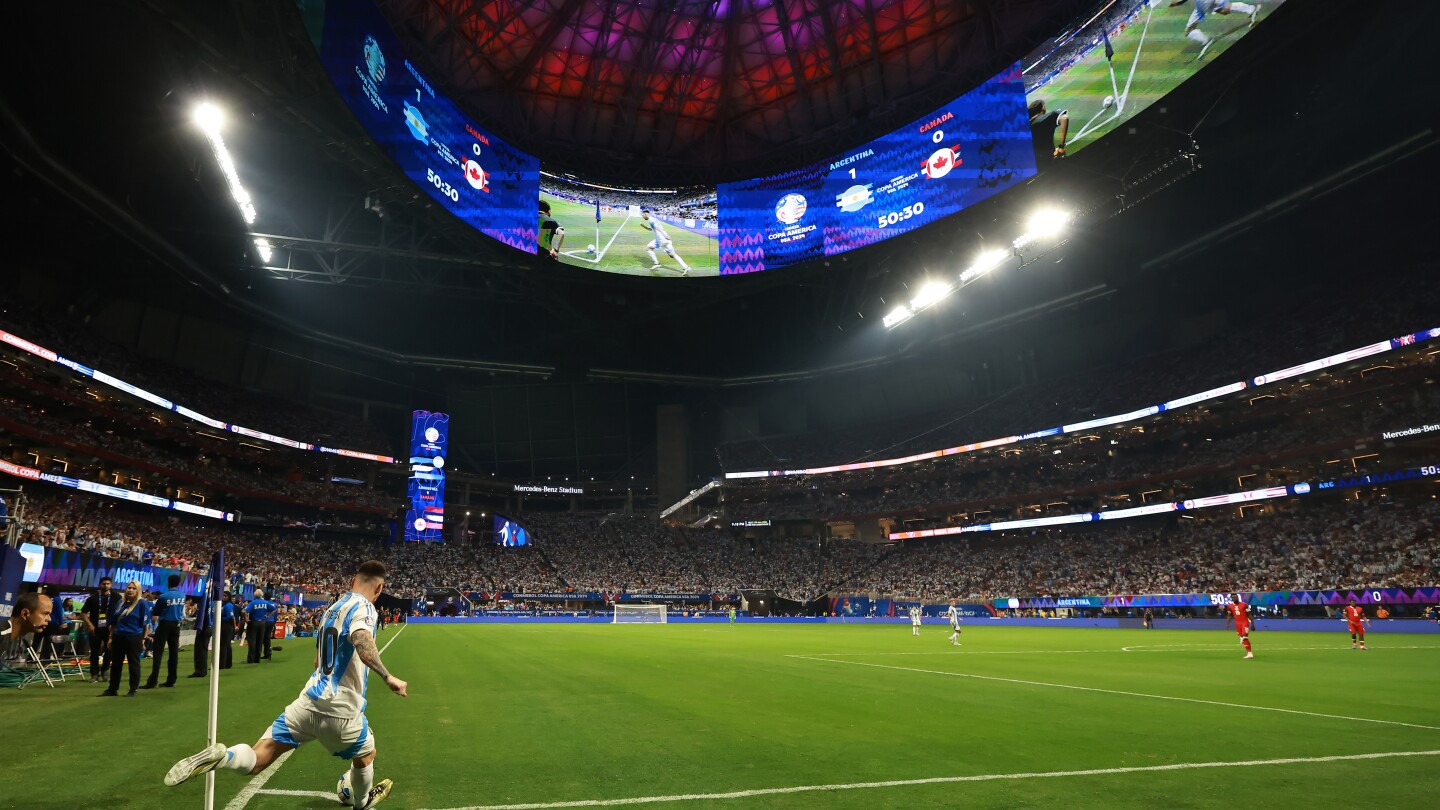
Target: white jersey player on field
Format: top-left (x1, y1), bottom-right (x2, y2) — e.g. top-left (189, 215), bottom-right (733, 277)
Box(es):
top-left (165, 560), bottom-right (408, 809)
top-left (1167, 0), bottom-right (1260, 61)
top-left (639, 208), bottom-right (692, 275)
top-left (909, 606), bottom-right (922, 636)
top-left (946, 600), bottom-right (963, 646)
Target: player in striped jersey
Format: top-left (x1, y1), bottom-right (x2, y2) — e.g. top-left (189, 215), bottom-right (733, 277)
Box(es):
top-left (639, 209), bottom-right (692, 275)
top-left (164, 560), bottom-right (407, 809)
top-left (946, 600), bottom-right (963, 646)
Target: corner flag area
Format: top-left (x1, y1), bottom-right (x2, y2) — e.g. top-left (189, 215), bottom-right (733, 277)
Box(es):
top-left (5, 624), bottom-right (1438, 809)
top-left (542, 192), bottom-right (720, 277)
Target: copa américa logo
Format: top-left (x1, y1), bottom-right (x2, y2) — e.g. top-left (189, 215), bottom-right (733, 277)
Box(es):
top-left (363, 36), bottom-right (386, 84)
top-left (775, 194), bottom-right (807, 225)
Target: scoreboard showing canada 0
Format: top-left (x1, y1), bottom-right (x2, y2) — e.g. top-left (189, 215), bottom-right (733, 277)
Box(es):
top-left (316, 0), bottom-right (539, 253)
top-left (718, 65), bottom-right (1035, 275)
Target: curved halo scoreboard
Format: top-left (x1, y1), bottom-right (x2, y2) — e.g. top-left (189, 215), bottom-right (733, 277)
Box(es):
top-left (717, 66), bottom-right (1035, 274)
top-left (313, 0), bottom-right (538, 251)
top-left (304, 0), bottom-right (1290, 274)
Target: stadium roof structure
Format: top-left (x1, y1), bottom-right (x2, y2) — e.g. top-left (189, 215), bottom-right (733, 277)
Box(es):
top-left (3, 1), bottom-right (1435, 385)
top-left (380, 0), bottom-right (1096, 182)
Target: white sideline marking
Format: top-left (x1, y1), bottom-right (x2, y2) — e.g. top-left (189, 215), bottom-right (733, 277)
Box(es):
top-left (790, 655), bottom-right (1440, 731)
top-left (422, 750), bottom-right (1440, 810)
top-left (790, 644), bottom-right (1440, 656)
top-left (380, 622), bottom-right (408, 653)
top-left (227, 623), bottom-right (408, 810)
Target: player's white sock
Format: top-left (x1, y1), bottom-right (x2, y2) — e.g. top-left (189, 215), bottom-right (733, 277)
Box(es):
top-left (223, 744), bottom-right (256, 774)
top-left (646, 249), bottom-right (658, 265)
top-left (1187, 29), bottom-right (1210, 47)
top-left (352, 764), bottom-right (375, 808)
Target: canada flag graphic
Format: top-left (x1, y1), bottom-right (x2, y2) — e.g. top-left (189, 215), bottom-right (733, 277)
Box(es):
top-left (922, 146), bottom-right (962, 179)
top-left (464, 157), bottom-right (488, 191)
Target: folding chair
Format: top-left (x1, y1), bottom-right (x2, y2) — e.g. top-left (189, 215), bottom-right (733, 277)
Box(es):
top-left (10, 641), bottom-right (56, 689)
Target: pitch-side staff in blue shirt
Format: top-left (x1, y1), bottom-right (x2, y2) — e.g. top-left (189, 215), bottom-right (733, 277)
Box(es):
top-left (100, 581), bottom-right (151, 697)
top-left (245, 592), bottom-right (278, 664)
top-left (144, 574), bottom-right (187, 689)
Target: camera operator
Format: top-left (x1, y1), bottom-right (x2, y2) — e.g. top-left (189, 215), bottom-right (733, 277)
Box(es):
top-left (81, 577), bottom-right (122, 682)
top-left (3, 591), bottom-right (52, 660)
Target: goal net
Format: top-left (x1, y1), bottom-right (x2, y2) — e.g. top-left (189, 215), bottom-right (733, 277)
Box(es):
top-left (613, 604), bottom-right (667, 624)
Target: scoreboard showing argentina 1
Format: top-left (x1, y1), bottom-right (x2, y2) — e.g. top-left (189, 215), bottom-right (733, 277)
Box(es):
top-left (718, 64), bottom-right (1036, 274)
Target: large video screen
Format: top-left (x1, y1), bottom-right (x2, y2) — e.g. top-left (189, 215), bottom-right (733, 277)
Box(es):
top-left (404, 410), bottom-right (448, 542)
top-left (1024, 0), bottom-right (1288, 163)
top-left (314, 0), bottom-right (538, 252)
top-left (493, 515), bottom-right (529, 547)
top-left (304, 0), bottom-right (1290, 276)
top-left (717, 66), bottom-right (1035, 274)
top-left (541, 176), bottom-right (721, 277)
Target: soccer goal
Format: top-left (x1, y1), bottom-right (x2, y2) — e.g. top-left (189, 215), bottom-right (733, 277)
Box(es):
top-left (613, 604), bottom-right (667, 624)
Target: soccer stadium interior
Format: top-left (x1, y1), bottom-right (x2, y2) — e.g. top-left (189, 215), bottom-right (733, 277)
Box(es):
top-left (2, 1), bottom-right (1438, 808)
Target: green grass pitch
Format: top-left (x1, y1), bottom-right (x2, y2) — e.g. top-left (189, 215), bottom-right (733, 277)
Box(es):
top-left (4, 623), bottom-right (1437, 809)
top-left (542, 193), bottom-right (721, 278)
top-left (1028, 1), bottom-right (1279, 155)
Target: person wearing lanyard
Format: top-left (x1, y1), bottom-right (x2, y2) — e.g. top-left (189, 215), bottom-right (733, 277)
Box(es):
top-left (82, 578), bottom-right (122, 683)
top-left (100, 581), bottom-right (151, 698)
top-left (145, 575), bottom-right (187, 689)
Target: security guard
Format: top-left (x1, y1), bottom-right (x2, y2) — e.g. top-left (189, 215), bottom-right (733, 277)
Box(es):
top-left (144, 575), bottom-right (187, 689)
top-left (244, 591), bottom-right (277, 663)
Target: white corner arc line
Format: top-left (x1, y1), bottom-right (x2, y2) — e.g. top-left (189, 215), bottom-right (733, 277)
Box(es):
top-left (226, 623), bottom-right (408, 810)
top-left (224, 750), bottom-right (295, 810)
top-left (254, 789), bottom-right (336, 798)
top-left (420, 750), bottom-right (1440, 810)
top-left (790, 655), bottom-right (1440, 731)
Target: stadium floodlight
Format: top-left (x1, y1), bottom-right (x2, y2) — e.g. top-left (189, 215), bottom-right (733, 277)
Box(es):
top-left (194, 100), bottom-right (258, 227)
top-left (193, 102), bottom-right (224, 134)
top-left (253, 237), bottom-right (273, 263)
top-left (883, 305), bottom-right (914, 329)
top-left (910, 280), bottom-right (954, 311)
top-left (961, 248), bottom-right (1011, 283)
top-left (1015, 208), bottom-right (1071, 248)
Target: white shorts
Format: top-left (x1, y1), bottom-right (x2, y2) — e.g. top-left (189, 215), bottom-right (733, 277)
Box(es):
top-left (264, 697), bottom-right (375, 760)
top-left (648, 237), bottom-right (673, 252)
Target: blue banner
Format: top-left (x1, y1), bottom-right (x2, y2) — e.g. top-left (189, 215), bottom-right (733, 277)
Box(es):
top-left (19, 543), bottom-right (255, 600)
top-left (997, 587), bottom-right (1440, 610)
top-left (405, 410), bottom-right (448, 541)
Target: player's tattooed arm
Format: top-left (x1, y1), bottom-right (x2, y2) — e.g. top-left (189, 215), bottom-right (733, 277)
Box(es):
top-left (351, 628), bottom-right (392, 680)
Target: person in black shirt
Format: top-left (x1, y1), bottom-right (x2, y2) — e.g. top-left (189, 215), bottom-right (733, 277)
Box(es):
top-left (81, 577), bottom-right (122, 683)
top-left (1028, 99), bottom-right (1070, 167)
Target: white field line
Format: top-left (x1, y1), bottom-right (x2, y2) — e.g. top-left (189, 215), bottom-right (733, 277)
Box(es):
top-left (789, 655), bottom-right (1440, 731)
top-left (788, 644), bottom-right (1440, 657)
top-left (421, 750), bottom-right (1440, 810)
top-left (224, 751), bottom-right (294, 810)
top-left (253, 789), bottom-right (334, 799)
top-left (380, 622), bottom-right (408, 653)
top-left (227, 623), bottom-right (408, 810)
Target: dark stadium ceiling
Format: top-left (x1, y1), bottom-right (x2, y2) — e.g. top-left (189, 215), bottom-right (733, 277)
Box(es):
top-left (379, 0), bottom-right (1096, 180)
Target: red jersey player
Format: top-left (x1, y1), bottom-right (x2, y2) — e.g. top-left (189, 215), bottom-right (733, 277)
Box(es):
top-left (1343, 598), bottom-right (1369, 650)
top-left (1223, 594), bottom-right (1254, 659)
